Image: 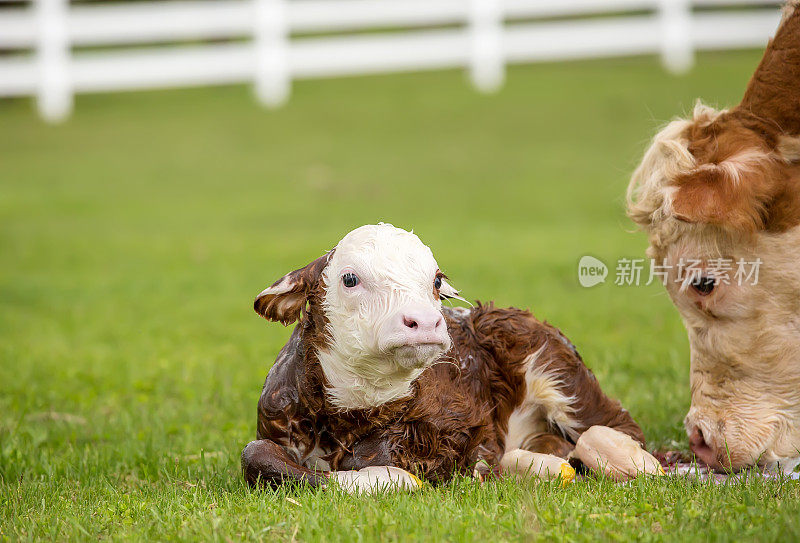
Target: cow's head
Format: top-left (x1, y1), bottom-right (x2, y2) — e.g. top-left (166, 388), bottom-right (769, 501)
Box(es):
top-left (254, 224), bottom-right (457, 410)
top-left (627, 3), bottom-right (800, 471)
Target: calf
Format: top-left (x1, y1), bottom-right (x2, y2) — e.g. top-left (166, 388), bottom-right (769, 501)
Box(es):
top-left (242, 224), bottom-right (659, 490)
top-left (627, 2), bottom-right (800, 471)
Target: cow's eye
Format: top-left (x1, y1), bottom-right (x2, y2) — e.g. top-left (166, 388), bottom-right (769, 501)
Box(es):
top-left (434, 276), bottom-right (442, 290)
top-left (342, 273), bottom-right (360, 288)
top-left (691, 276), bottom-right (716, 296)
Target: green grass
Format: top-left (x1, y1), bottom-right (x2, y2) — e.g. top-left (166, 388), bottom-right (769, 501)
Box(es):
top-left (2, 50), bottom-right (799, 541)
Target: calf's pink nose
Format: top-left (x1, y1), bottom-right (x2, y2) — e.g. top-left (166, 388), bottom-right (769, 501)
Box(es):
top-left (402, 309), bottom-right (444, 336)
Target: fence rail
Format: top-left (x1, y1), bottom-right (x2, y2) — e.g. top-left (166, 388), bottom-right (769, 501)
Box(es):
top-left (0, 0), bottom-right (783, 122)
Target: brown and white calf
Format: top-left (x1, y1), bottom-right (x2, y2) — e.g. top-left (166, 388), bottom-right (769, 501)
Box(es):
top-left (627, 2), bottom-right (800, 472)
top-left (242, 224), bottom-right (660, 491)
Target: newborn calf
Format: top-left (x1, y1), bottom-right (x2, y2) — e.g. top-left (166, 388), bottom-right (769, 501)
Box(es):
top-left (242, 224), bottom-right (659, 490)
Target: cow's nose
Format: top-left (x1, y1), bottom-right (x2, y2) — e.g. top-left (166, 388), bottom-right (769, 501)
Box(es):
top-left (402, 310), bottom-right (444, 336)
top-left (689, 427), bottom-right (721, 469)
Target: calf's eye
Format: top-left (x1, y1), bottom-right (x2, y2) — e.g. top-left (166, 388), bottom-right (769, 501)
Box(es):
top-left (434, 276), bottom-right (442, 290)
top-left (342, 273), bottom-right (360, 288)
top-left (691, 276), bottom-right (716, 296)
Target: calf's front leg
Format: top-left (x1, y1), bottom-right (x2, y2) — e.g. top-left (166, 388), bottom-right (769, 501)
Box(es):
top-left (328, 466), bottom-right (422, 493)
top-left (242, 439), bottom-right (421, 493)
top-left (500, 449), bottom-right (576, 485)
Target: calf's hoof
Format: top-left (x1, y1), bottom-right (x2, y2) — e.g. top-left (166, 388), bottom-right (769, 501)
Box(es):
top-left (327, 466), bottom-right (422, 494)
top-left (572, 425), bottom-right (664, 482)
top-left (500, 449), bottom-right (576, 486)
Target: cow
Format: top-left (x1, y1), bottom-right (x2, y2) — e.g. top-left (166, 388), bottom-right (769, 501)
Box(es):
top-left (626, 2), bottom-right (800, 472)
top-left (242, 224), bottom-right (661, 491)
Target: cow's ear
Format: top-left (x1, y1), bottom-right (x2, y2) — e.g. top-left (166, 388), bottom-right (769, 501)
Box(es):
top-left (670, 137), bottom-right (800, 233)
top-left (254, 250), bottom-right (334, 325)
top-left (670, 161), bottom-right (774, 232)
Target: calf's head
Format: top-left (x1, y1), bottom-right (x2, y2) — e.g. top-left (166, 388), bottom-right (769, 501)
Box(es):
top-left (627, 4), bottom-right (800, 471)
top-left (254, 224), bottom-right (457, 409)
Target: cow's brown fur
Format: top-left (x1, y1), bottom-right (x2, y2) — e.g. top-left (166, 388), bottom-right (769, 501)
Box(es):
top-left (738, 2), bottom-right (800, 137)
top-left (660, 4), bottom-right (800, 235)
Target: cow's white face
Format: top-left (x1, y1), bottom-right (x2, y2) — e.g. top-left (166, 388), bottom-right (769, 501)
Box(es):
top-left (628, 103), bottom-right (800, 472)
top-left (254, 223), bottom-right (458, 411)
top-left (317, 224), bottom-right (454, 409)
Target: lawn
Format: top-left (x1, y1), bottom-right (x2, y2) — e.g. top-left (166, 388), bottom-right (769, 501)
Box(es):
top-left (2, 50), bottom-right (799, 541)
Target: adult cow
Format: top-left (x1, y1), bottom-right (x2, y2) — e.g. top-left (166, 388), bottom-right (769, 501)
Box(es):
top-left (627, 2), bottom-right (800, 471)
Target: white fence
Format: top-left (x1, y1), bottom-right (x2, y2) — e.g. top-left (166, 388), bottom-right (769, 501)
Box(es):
top-left (0, 0), bottom-right (784, 122)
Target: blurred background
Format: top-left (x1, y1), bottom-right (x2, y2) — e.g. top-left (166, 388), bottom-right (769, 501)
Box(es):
top-left (0, 0), bottom-right (785, 121)
top-left (0, 1), bottom-right (789, 537)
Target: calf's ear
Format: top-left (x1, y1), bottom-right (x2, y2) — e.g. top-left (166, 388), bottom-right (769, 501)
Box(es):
top-left (439, 276), bottom-right (467, 303)
top-left (254, 250), bottom-right (334, 325)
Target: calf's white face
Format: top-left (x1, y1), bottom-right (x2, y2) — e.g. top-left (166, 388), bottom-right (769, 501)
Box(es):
top-left (255, 224), bottom-right (457, 410)
top-left (318, 224), bottom-right (454, 409)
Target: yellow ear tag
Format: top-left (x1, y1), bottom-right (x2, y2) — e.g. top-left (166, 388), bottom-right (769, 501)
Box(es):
top-left (559, 463), bottom-right (576, 486)
top-left (409, 473), bottom-right (423, 487)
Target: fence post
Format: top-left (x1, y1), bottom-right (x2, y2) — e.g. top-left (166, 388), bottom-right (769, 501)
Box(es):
top-left (36, 0), bottom-right (72, 122)
top-left (659, 0), bottom-right (693, 74)
top-left (469, 0), bottom-right (504, 93)
top-left (254, 0), bottom-right (290, 107)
